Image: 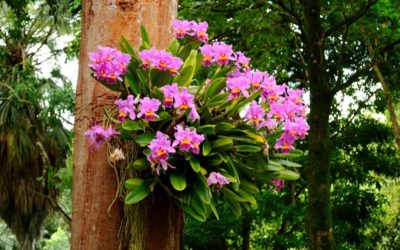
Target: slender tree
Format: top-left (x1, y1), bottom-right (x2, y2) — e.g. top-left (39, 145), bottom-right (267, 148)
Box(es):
top-left (71, 1), bottom-right (182, 249)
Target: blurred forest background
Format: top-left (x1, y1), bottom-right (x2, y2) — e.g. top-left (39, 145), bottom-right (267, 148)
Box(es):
top-left (0, 0), bottom-right (399, 249)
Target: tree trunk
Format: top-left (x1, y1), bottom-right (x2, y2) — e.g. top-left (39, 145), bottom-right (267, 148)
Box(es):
top-left (72, 1), bottom-right (179, 249)
top-left (241, 212), bottom-right (251, 250)
top-left (373, 65), bottom-right (400, 151)
top-left (302, 0), bottom-right (335, 249)
top-left (365, 39), bottom-right (400, 151)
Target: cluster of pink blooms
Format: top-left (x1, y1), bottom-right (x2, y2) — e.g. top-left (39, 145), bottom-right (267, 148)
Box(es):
top-left (137, 97), bottom-right (161, 121)
top-left (138, 48), bottom-right (183, 75)
top-left (271, 178), bottom-right (285, 192)
top-left (172, 19), bottom-right (209, 43)
top-left (88, 46), bottom-right (131, 84)
top-left (114, 95), bottom-right (161, 122)
top-left (147, 132), bottom-right (176, 175)
top-left (220, 68), bottom-right (309, 153)
top-left (172, 125), bottom-right (205, 154)
top-left (84, 125), bottom-right (118, 151)
top-left (114, 95), bottom-right (136, 122)
top-left (207, 172), bottom-right (231, 188)
top-left (160, 83), bottom-right (200, 122)
top-left (200, 42), bottom-right (236, 66)
top-left (146, 126), bottom-right (205, 174)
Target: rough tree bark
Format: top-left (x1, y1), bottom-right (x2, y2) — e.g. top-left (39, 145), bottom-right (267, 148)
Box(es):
top-left (302, 0), bottom-right (335, 249)
top-left (72, 1), bottom-right (179, 249)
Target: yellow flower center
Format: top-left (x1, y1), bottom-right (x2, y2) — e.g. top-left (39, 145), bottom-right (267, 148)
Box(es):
top-left (269, 93), bottom-right (278, 101)
top-left (145, 111), bottom-right (155, 118)
top-left (181, 138), bottom-right (191, 145)
top-left (159, 61), bottom-right (167, 69)
top-left (198, 31), bottom-right (206, 38)
top-left (218, 54), bottom-right (228, 62)
top-left (232, 88), bottom-right (241, 94)
top-left (251, 116), bottom-right (259, 123)
top-left (281, 143), bottom-right (290, 151)
top-left (180, 103), bottom-right (189, 110)
top-left (170, 68), bottom-right (177, 74)
top-left (157, 149), bottom-right (166, 157)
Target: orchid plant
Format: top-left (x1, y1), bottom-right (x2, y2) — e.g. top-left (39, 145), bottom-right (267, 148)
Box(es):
top-left (85, 20), bottom-right (309, 221)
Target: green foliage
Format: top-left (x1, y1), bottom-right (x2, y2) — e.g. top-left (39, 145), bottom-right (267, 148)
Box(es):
top-left (0, 0), bottom-right (76, 248)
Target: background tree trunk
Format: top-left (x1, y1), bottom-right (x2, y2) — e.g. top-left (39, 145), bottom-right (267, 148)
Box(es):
top-left (72, 0), bottom-right (178, 249)
top-left (241, 212), bottom-right (251, 250)
top-left (302, 0), bottom-right (335, 249)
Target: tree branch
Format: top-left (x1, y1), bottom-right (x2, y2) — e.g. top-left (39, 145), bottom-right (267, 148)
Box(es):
top-left (333, 38), bottom-right (400, 93)
top-left (324, 0), bottom-right (378, 38)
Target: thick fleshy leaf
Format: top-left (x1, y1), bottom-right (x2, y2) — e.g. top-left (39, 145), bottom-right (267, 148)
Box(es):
top-left (190, 158), bottom-right (201, 172)
top-left (125, 183), bottom-right (150, 205)
top-left (222, 187), bottom-right (247, 202)
top-left (140, 25), bottom-right (151, 48)
top-left (134, 133), bottom-right (155, 146)
top-left (191, 195), bottom-right (206, 216)
top-left (206, 92), bottom-right (229, 108)
top-left (273, 149), bottom-right (304, 159)
top-left (125, 72), bottom-right (141, 95)
top-left (129, 158), bottom-right (150, 170)
top-left (175, 50), bottom-right (197, 86)
top-left (120, 129), bottom-right (135, 140)
top-left (226, 89), bottom-right (261, 115)
top-left (169, 174), bottom-right (187, 191)
top-left (119, 36), bottom-right (138, 57)
top-left (216, 122), bottom-right (236, 131)
top-left (175, 65), bottom-right (194, 86)
top-left (210, 200), bottom-right (219, 220)
top-left (184, 206), bottom-right (206, 222)
top-left (267, 160), bottom-right (284, 171)
top-left (236, 145), bottom-right (262, 153)
top-left (210, 137), bottom-right (233, 152)
top-left (276, 159), bottom-right (302, 168)
top-left (202, 139), bottom-right (212, 156)
top-left (277, 169), bottom-right (300, 180)
top-left (122, 120), bottom-right (144, 131)
top-left (204, 77), bottom-right (226, 101)
top-left (239, 179), bottom-right (259, 194)
top-left (206, 155), bottom-right (223, 166)
top-left (194, 173), bottom-right (211, 204)
top-left (154, 111), bottom-right (172, 122)
top-left (198, 125), bottom-right (216, 135)
top-left (167, 39), bottom-right (180, 55)
top-left (237, 189), bottom-right (257, 205)
top-left (124, 178), bottom-right (145, 190)
top-left (225, 198), bottom-right (242, 217)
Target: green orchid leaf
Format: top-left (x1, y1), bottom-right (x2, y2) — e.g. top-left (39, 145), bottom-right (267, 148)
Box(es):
top-left (170, 174), bottom-right (187, 191)
top-left (125, 183), bottom-right (150, 205)
top-left (124, 178), bottom-right (145, 190)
